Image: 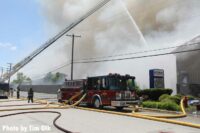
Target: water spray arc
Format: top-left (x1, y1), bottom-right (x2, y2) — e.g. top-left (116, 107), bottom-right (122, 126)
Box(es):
top-left (119, 0), bottom-right (147, 47)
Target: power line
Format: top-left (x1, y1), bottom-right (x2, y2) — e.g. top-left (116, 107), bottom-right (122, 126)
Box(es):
top-left (74, 43), bottom-right (200, 64)
top-left (19, 39), bottom-right (200, 81)
top-left (8, 1), bottom-right (200, 80)
top-left (46, 63), bottom-right (71, 73)
top-left (12, 61), bottom-right (71, 84)
top-left (25, 62), bottom-right (71, 81)
top-left (25, 39), bottom-right (200, 80)
top-left (74, 40), bottom-right (200, 61)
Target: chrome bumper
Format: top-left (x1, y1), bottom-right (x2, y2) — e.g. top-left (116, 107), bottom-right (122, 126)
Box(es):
top-left (111, 100), bottom-right (140, 107)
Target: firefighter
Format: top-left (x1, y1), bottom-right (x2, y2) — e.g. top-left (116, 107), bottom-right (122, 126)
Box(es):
top-left (17, 86), bottom-right (20, 99)
top-left (28, 88), bottom-right (34, 103)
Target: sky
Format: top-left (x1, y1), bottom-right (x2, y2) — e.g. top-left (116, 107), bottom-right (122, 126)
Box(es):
top-left (1, 0), bottom-right (200, 90)
top-left (0, 0), bottom-right (45, 69)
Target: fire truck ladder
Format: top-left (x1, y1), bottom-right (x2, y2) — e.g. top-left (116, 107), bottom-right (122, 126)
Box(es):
top-left (3, 0), bottom-right (112, 81)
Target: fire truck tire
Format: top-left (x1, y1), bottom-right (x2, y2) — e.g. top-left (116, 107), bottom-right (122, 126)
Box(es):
top-left (93, 98), bottom-right (102, 109)
top-left (58, 99), bottom-right (62, 103)
top-left (116, 107), bottom-right (124, 110)
top-left (86, 103), bottom-right (92, 107)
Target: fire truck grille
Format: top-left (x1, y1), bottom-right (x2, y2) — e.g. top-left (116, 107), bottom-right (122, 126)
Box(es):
top-left (121, 91), bottom-right (131, 100)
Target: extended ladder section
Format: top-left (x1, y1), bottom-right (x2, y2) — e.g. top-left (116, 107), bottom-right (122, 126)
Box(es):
top-left (4, 0), bottom-right (111, 80)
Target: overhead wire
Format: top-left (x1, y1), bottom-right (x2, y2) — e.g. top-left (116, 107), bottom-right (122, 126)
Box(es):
top-left (21, 62), bottom-right (71, 83)
top-left (74, 41), bottom-right (200, 62)
top-left (2, 0), bottom-right (200, 131)
top-left (8, 0), bottom-right (200, 81)
top-left (8, 0), bottom-right (200, 75)
top-left (21, 39), bottom-right (200, 82)
top-left (74, 42), bottom-right (200, 64)
top-left (72, 0), bottom-right (200, 62)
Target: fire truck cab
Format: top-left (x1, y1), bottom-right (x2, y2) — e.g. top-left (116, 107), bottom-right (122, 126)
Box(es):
top-left (58, 74), bottom-right (139, 110)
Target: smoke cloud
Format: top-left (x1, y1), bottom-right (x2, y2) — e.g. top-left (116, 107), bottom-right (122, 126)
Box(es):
top-left (14, 0), bottom-right (200, 91)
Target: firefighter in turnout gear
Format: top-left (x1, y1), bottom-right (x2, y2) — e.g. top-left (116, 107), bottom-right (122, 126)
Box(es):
top-left (28, 88), bottom-right (34, 103)
top-left (17, 86), bottom-right (20, 99)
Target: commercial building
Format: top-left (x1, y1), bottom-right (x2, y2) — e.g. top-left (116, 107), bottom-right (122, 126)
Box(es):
top-left (175, 35), bottom-right (200, 97)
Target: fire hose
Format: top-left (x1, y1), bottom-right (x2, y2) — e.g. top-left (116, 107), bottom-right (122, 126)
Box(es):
top-left (0, 103), bottom-right (42, 108)
top-left (0, 93), bottom-right (87, 133)
top-left (0, 111), bottom-right (72, 133)
top-left (0, 93), bottom-right (200, 130)
top-left (133, 98), bottom-right (187, 118)
top-left (56, 93), bottom-right (200, 129)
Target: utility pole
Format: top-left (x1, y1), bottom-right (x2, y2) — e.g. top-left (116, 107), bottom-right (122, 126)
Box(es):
top-left (7, 63), bottom-right (12, 85)
top-left (1, 67), bottom-right (3, 78)
top-left (66, 34), bottom-right (81, 80)
top-left (0, 67), bottom-right (3, 82)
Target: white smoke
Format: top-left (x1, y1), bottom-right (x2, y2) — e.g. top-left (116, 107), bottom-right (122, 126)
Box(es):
top-left (13, 0), bottom-right (200, 91)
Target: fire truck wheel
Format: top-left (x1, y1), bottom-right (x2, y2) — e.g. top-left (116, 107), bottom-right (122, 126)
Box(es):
top-left (86, 103), bottom-right (92, 107)
top-left (58, 99), bottom-right (62, 103)
top-left (93, 98), bottom-right (102, 109)
top-left (116, 107), bottom-right (124, 111)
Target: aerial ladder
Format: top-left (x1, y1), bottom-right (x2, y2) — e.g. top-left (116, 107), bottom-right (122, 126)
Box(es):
top-left (3, 0), bottom-right (111, 81)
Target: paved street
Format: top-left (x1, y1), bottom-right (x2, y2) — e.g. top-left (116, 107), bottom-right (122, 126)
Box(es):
top-left (0, 99), bottom-right (199, 133)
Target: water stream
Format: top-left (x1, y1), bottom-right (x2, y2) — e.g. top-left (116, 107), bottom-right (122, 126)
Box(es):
top-left (118, 0), bottom-right (148, 47)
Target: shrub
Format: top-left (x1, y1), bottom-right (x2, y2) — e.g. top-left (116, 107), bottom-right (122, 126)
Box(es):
top-left (159, 94), bottom-right (182, 105)
top-left (161, 98), bottom-right (175, 104)
top-left (142, 101), bottom-right (180, 111)
top-left (137, 88), bottom-right (173, 101)
top-left (169, 94), bottom-right (195, 102)
top-left (168, 95), bottom-right (181, 104)
top-left (142, 101), bottom-right (158, 108)
top-left (159, 94), bottom-right (170, 102)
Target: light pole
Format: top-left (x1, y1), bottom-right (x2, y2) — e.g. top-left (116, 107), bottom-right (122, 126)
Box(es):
top-left (66, 34), bottom-right (81, 80)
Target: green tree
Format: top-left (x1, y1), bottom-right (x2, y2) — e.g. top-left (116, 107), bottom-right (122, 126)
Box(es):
top-left (44, 72), bottom-right (53, 82)
top-left (43, 72), bottom-right (66, 83)
top-left (12, 72), bottom-right (32, 84)
top-left (52, 72), bottom-right (61, 82)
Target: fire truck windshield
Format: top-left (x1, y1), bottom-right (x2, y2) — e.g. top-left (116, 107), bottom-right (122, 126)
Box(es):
top-left (87, 75), bottom-right (135, 91)
top-left (109, 77), bottom-right (135, 91)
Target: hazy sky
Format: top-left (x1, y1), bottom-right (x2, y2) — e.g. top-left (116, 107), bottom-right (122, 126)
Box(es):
top-left (0, 0), bottom-right (45, 68)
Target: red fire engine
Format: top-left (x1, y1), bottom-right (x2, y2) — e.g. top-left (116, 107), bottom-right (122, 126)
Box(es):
top-left (57, 74), bottom-right (139, 110)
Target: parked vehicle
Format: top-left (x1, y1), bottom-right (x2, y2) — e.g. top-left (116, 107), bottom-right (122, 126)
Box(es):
top-left (58, 74), bottom-right (139, 110)
top-left (0, 83), bottom-right (9, 99)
